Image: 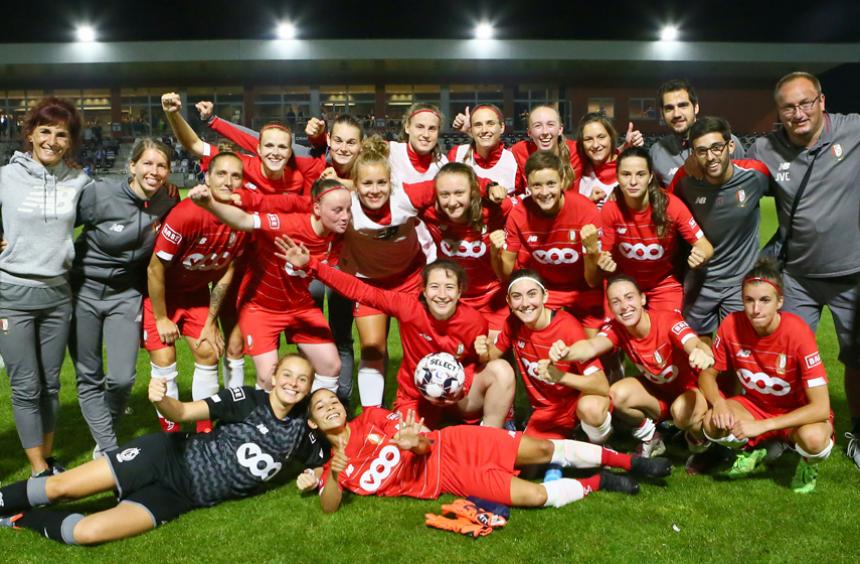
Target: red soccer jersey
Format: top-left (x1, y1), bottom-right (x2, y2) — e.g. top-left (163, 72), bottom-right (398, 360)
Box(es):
top-left (598, 310), bottom-right (700, 399)
top-left (312, 261), bottom-right (488, 401)
top-left (510, 138), bottom-right (584, 192)
top-left (504, 193), bottom-right (601, 292)
top-left (419, 200), bottom-right (510, 305)
top-left (494, 310), bottom-right (602, 408)
top-left (153, 199), bottom-right (247, 293)
top-left (239, 195), bottom-right (340, 311)
top-left (713, 312), bottom-right (828, 415)
top-left (321, 408), bottom-right (443, 499)
top-left (601, 193), bottom-right (703, 291)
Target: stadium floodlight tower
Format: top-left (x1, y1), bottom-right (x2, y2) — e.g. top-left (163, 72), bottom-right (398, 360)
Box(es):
top-left (76, 24), bottom-right (96, 42)
top-left (660, 25), bottom-right (679, 41)
top-left (276, 21), bottom-right (297, 40)
top-left (474, 21), bottom-right (494, 40)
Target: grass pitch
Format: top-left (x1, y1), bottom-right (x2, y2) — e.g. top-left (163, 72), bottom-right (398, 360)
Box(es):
top-left (1, 197), bottom-right (859, 562)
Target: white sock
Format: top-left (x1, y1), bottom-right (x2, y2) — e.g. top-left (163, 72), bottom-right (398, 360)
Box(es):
top-left (581, 412), bottom-right (613, 444)
top-left (357, 361), bottom-right (385, 407)
top-left (223, 357), bottom-right (245, 389)
top-left (192, 363), bottom-right (219, 401)
top-left (312, 374), bottom-right (339, 393)
top-left (795, 438), bottom-right (834, 463)
top-left (151, 362), bottom-right (179, 419)
top-left (703, 428), bottom-right (748, 449)
top-left (632, 418), bottom-right (656, 442)
top-left (542, 478), bottom-right (586, 508)
top-left (550, 439), bottom-right (603, 469)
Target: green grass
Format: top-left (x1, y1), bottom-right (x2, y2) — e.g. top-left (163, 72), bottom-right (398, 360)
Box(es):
top-left (2, 196), bottom-right (860, 562)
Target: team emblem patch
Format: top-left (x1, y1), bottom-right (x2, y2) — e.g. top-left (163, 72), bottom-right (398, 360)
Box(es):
top-left (161, 223), bottom-right (182, 245)
top-left (0, 318), bottom-right (8, 334)
top-left (776, 353), bottom-right (787, 375)
top-left (456, 343), bottom-right (465, 358)
top-left (804, 352), bottom-right (822, 369)
top-left (736, 189), bottom-right (746, 207)
top-left (833, 143), bottom-right (844, 161)
top-left (228, 232), bottom-right (237, 246)
top-left (230, 387), bottom-right (246, 402)
top-left (116, 448), bottom-right (141, 463)
top-left (654, 350), bottom-right (664, 367)
top-left (569, 230), bottom-right (577, 242)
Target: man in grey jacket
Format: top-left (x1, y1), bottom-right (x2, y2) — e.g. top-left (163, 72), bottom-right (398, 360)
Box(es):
top-left (650, 79), bottom-right (746, 187)
top-left (748, 71), bottom-right (860, 470)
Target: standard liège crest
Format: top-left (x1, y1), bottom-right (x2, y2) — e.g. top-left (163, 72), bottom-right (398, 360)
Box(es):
top-left (776, 353), bottom-right (787, 375)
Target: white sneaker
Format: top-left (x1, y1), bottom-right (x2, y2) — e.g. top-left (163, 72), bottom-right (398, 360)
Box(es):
top-left (846, 433), bottom-right (860, 471)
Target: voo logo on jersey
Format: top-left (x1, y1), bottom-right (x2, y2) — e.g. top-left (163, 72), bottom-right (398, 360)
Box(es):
top-left (182, 251), bottom-right (232, 271)
top-left (637, 363), bottom-right (679, 384)
top-left (359, 445), bottom-right (401, 493)
top-left (441, 239), bottom-right (486, 259)
top-left (737, 368), bottom-right (791, 396)
top-left (534, 248), bottom-right (579, 265)
top-left (284, 262), bottom-right (308, 278)
top-left (619, 242), bottom-right (665, 261)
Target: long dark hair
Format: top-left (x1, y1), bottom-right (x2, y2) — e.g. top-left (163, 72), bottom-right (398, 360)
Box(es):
top-left (616, 147), bottom-right (668, 238)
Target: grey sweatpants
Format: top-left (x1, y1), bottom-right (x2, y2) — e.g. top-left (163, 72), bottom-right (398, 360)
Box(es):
top-left (68, 293), bottom-right (142, 450)
top-left (310, 279), bottom-right (355, 402)
top-left (0, 301), bottom-right (72, 449)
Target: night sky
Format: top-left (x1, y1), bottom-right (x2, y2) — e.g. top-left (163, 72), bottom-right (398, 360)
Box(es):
top-left (9, 0), bottom-right (860, 43)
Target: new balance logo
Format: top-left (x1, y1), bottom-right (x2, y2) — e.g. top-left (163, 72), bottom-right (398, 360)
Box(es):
top-left (108, 223), bottom-right (125, 232)
top-left (527, 235), bottom-right (538, 243)
top-left (256, 423), bottom-right (269, 435)
top-left (779, 162), bottom-right (790, 171)
top-left (695, 197), bottom-right (707, 205)
top-left (737, 349), bottom-right (751, 358)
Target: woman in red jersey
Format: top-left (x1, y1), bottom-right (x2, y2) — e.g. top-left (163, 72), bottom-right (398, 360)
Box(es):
top-left (449, 105), bottom-right (520, 194)
top-left (477, 271), bottom-right (612, 457)
top-left (278, 238), bottom-right (516, 428)
top-left (388, 102), bottom-right (448, 186)
top-left (510, 105), bottom-right (580, 192)
top-left (188, 178), bottom-right (351, 394)
top-left (599, 147), bottom-right (713, 313)
top-left (699, 258), bottom-right (833, 493)
top-left (493, 151), bottom-right (604, 331)
top-left (574, 113), bottom-right (643, 207)
top-left (551, 275), bottom-right (715, 458)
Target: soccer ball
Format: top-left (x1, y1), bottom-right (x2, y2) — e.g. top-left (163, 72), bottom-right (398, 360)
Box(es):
top-left (414, 352), bottom-right (466, 405)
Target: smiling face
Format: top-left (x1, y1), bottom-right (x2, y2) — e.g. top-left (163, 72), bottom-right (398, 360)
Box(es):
top-left (28, 122), bottom-right (71, 167)
top-left (422, 267), bottom-right (462, 320)
top-left (742, 281), bottom-right (783, 335)
top-left (205, 154), bottom-right (244, 203)
top-left (616, 155), bottom-right (652, 204)
top-left (354, 162), bottom-right (391, 210)
top-left (661, 89), bottom-right (699, 135)
top-left (328, 122), bottom-right (362, 168)
top-left (607, 279), bottom-right (646, 328)
top-left (506, 278), bottom-right (548, 326)
top-left (129, 148), bottom-right (170, 197)
top-left (469, 107), bottom-right (504, 153)
top-left (315, 188), bottom-right (352, 234)
top-left (308, 389), bottom-right (348, 432)
top-left (581, 121), bottom-right (612, 166)
top-left (692, 131), bottom-right (732, 183)
top-left (257, 128), bottom-right (292, 174)
top-left (527, 167), bottom-right (563, 214)
top-left (405, 111), bottom-right (440, 155)
top-left (270, 356), bottom-right (313, 408)
top-left (775, 77), bottom-right (826, 146)
top-left (435, 171), bottom-right (472, 223)
top-left (528, 107), bottom-right (562, 151)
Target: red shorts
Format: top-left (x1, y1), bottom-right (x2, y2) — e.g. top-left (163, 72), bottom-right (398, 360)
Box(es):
top-left (462, 289), bottom-right (509, 332)
top-left (353, 268), bottom-right (423, 318)
top-left (729, 394), bottom-right (835, 448)
top-left (438, 426), bottom-right (521, 506)
top-left (393, 382), bottom-right (480, 429)
top-left (142, 293), bottom-right (209, 351)
top-left (644, 277), bottom-right (684, 314)
top-left (547, 288), bottom-right (605, 329)
top-left (524, 397), bottom-right (580, 440)
top-left (640, 378), bottom-right (698, 422)
top-left (239, 302), bottom-right (333, 355)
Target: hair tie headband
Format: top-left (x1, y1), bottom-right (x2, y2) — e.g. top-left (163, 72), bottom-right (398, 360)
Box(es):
top-left (314, 184), bottom-right (348, 203)
top-left (743, 276), bottom-right (782, 296)
top-left (507, 276), bottom-right (546, 295)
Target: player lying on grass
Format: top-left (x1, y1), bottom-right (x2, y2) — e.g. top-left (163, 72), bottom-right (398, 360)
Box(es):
top-left (276, 235), bottom-right (515, 428)
top-left (0, 355), bottom-right (322, 545)
top-left (298, 389), bottom-right (672, 513)
top-left (550, 274), bottom-right (714, 458)
top-left (699, 258), bottom-right (833, 493)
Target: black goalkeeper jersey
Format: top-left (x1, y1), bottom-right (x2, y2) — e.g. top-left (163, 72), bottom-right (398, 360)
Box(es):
top-left (184, 386), bottom-right (324, 507)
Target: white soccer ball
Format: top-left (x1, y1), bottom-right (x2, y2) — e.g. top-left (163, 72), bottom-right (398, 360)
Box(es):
top-left (414, 352), bottom-right (466, 405)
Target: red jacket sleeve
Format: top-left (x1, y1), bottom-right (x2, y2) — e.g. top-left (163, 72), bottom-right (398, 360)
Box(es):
top-left (209, 117), bottom-right (260, 154)
top-left (312, 260), bottom-right (418, 320)
top-left (402, 180), bottom-right (437, 211)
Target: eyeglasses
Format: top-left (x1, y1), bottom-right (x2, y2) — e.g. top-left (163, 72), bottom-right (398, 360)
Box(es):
top-left (778, 94), bottom-right (821, 117)
top-left (693, 141), bottom-right (729, 158)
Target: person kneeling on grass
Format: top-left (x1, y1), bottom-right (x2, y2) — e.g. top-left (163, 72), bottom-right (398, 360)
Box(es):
top-left (698, 258), bottom-right (834, 493)
top-left (297, 389), bottom-right (672, 513)
top-left (0, 354), bottom-right (324, 545)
